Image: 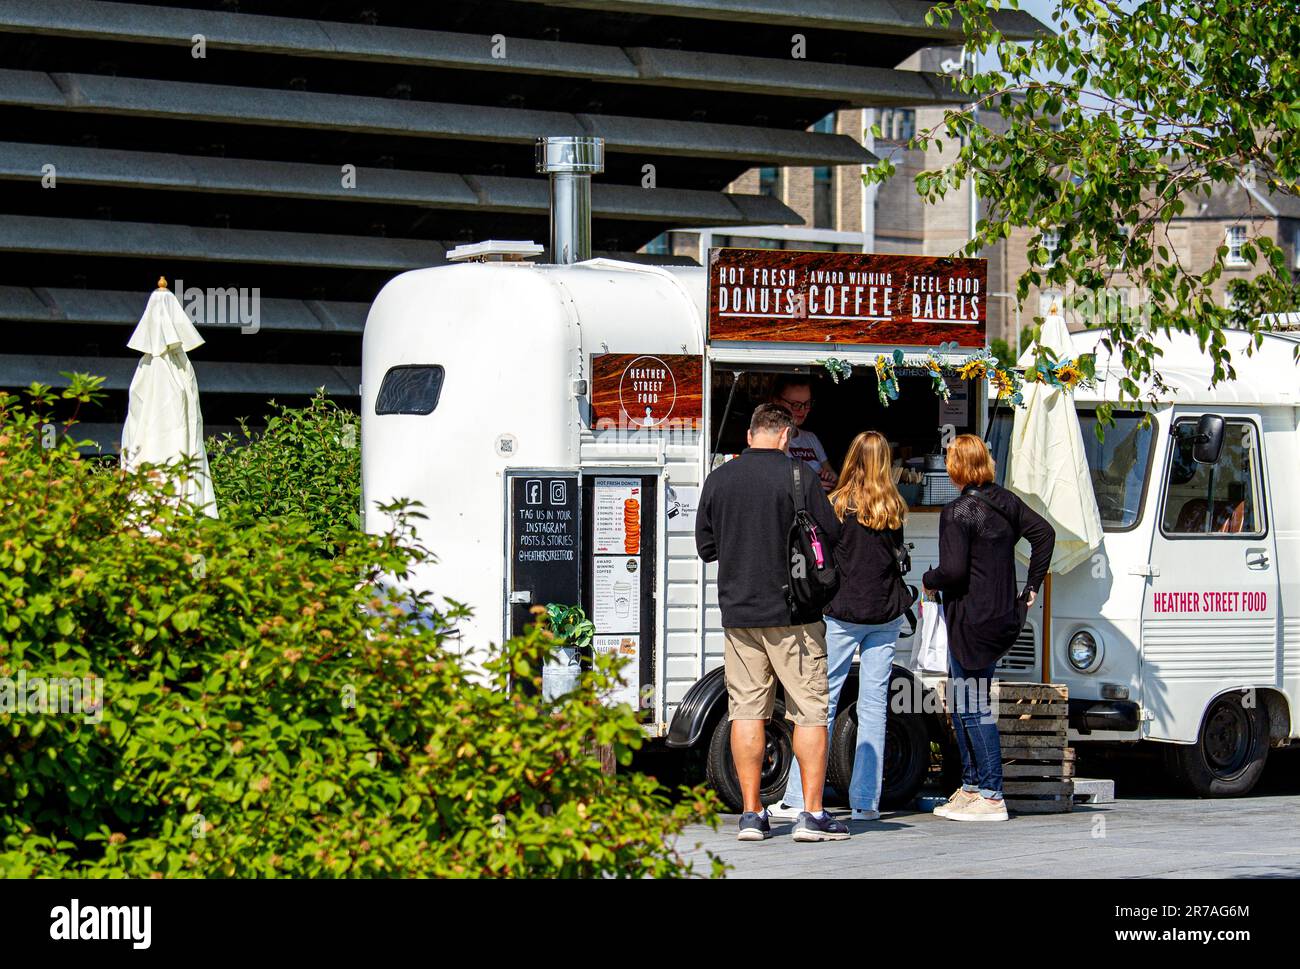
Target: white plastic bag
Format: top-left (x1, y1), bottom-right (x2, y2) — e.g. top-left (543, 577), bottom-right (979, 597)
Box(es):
top-left (910, 596), bottom-right (949, 674)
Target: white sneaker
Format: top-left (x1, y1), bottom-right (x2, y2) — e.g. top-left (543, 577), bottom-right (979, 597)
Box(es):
top-left (946, 795), bottom-right (1010, 822)
top-left (766, 801), bottom-right (804, 821)
top-left (933, 788), bottom-right (981, 819)
top-left (851, 808), bottom-right (881, 821)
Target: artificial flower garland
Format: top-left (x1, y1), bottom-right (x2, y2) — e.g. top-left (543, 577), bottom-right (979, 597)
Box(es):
top-left (816, 342), bottom-right (1095, 408)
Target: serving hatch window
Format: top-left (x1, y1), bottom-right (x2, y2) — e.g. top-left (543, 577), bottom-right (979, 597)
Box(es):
top-left (375, 365), bottom-right (444, 415)
top-left (989, 408), bottom-right (1154, 530)
top-left (709, 366), bottom-right (981, 507)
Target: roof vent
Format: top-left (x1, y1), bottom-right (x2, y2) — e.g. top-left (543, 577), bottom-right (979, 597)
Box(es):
top-left (446, 240), bottom-right (544, 263)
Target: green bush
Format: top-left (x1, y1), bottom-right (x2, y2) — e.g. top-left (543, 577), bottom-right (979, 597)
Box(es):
top-left (207, 392), bottom-right (360, 551)
top-left (0, 378), bottom-right (722, 877)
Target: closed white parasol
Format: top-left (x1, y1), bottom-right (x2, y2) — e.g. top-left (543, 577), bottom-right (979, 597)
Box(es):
top-left (120, 278), bottom-right (218, 517)
top-left (1006, 310), bottom-right (1102, 574)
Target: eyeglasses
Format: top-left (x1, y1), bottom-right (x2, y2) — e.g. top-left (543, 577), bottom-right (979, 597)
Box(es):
top-left (778, 396), bottom-right (813, 413)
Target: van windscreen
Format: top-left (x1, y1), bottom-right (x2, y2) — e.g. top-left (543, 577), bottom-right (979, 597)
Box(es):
top-left (375, 365), bottom-right (444, 415)
top-left (990, 409), bottom-right (1153, 530)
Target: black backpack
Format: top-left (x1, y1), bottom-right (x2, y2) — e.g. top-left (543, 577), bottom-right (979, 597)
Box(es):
top-left (783, 462), bottom-right (840, 624)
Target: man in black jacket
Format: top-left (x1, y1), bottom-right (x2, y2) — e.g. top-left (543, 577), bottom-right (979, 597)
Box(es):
top-left (696, 403), bottom-right (850, 843)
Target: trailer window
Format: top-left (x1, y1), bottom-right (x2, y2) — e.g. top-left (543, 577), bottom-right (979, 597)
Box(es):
top-left (1160, 420), bottom-right (1264, 536)
top-left (989, 409), bottom-right (1153, 530)
top-left (375, 365), bottom-right (444, 415)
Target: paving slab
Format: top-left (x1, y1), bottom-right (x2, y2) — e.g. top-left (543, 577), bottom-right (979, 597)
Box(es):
top-left (676, 794), bottom-right (1300, 878)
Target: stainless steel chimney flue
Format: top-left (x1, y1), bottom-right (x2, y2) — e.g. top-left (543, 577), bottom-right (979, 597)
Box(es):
top-left (535, 136), bottom-right (604, 264)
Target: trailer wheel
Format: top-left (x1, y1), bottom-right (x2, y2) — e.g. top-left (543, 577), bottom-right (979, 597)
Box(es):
top-left (827, 703), bottom-right (930, 809)
top-left (1164, 691), bottom-right (1269, 797)
top-left (704, 702), bottom-right (794, 813)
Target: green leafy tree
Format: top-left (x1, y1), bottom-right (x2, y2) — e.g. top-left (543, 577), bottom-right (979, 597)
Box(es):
top-left (870, 0), bottom-right (1300, 417)
top-left (0, 378), bottom-right (722, 878)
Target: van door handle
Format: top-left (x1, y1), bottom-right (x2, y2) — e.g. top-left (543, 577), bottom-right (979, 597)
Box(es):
top-left (1245, 548), bottom-right (1269, 570)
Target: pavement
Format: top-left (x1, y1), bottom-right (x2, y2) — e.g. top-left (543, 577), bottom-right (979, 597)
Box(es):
top-left (676, 754), bottom-right (1300, 878)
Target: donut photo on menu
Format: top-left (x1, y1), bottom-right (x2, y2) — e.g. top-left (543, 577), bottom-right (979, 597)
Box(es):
top-left (623, 497), bottom-right (640, 555)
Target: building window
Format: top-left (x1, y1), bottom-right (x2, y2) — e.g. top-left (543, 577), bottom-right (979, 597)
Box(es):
top-left (1040, 228), bottom-right (1060, 268)
top-left (1294, 226), bottom-right (1300, 269)
top-left (813, 167), bottom-right (834, 229)
top-left (758, 167), bottom-right (781, 198)
top-left (877, 108), bottom-right (915, 143)
top-left (812, 113), bottom-right (836, 134)
top-left (1226, 225), bottom-right (1248, 266)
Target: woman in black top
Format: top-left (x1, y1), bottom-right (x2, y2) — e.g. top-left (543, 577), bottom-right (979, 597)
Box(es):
top-left (771, 431), bottom-right (916, 823)
top-left (922, 434), bottom-right (1055, 821)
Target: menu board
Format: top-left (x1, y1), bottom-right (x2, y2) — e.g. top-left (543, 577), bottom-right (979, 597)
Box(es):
top-left (592, 635), bottom-right (640, 708)
top-left (508, 474), bottom-right (580, 637)
top-left (592, 477), bottom-right (642, 555)
top-left (587, 476), bottom-right (648, 712)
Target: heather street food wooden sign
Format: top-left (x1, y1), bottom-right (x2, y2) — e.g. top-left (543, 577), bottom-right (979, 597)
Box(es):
top-left (590, 353), bottom-right (704, 431)
top-left (708, 247), bottom-right (987, 348)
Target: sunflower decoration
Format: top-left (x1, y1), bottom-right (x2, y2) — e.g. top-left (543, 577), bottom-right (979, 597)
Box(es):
top-left (923, 355), bottom-right (951, 400)
top-left (990, 365), bottom-right (1022, 403)
top-left (873, 352), bottom-right (901, 407)
top-left (1053, 361), bottom-right (1084, 390)
top-left (957, 357), bottom-right (989, 382)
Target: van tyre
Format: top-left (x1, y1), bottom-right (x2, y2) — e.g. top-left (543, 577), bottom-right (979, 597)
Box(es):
top-left (704, 701), bottom-right (794, 813)
top-left (1164, 691), bottom-right (1270, 797)
top-left (827, 703), bottom-right (930, 809)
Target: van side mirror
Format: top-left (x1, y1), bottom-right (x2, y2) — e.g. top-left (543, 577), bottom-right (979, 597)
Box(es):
top-left (1192, 413), bottom-right (1226, 465)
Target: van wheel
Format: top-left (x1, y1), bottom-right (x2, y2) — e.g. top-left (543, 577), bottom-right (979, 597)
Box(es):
top-left (1164, 691), bottom-right (1269, 797)
top-left (704, 703), bottom-right (794, 813)
top-left (827, 704), bottom-right (930, 809)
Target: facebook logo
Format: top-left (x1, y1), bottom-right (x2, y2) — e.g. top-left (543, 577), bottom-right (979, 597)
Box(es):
top-left (525, 480), bottom-right (542, 504)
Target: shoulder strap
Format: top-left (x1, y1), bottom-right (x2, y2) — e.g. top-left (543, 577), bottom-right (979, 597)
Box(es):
top-left (791, 460), bottom-right (806, 514)
top-left (969, 488), bottom-right (1019, 535)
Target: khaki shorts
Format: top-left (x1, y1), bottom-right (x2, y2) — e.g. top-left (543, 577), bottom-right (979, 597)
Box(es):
top-left (723, 622), bottom-right (829, 727)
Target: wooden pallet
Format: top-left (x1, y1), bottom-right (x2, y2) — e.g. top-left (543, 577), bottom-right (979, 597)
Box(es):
top-left (994, 682), bottom-right (1074, 814)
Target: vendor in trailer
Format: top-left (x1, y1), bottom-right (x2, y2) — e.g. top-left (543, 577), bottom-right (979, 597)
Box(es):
top-left (772, 375), bottom-right (838, 492)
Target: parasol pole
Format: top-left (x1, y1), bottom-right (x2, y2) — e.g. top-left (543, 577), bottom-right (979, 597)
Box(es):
top-left (1041, 572), bottom-right (1053, 682)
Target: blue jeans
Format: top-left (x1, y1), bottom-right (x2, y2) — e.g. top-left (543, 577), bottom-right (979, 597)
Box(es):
top-left (948, 653), bottom-right (1003, 800)
top-left (781, 615), bottom-right (901, 812)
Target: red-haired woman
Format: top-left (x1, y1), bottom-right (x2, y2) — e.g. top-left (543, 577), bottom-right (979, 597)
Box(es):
top-left (922, 434), bottom-right (1055, 821)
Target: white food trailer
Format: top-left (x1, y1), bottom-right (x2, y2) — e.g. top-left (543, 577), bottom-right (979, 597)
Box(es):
top-left (361, 137), bottom-right (1298, 806)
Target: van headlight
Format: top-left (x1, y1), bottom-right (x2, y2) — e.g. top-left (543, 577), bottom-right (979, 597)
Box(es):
top-left (1067, 630), bottom-right (1102, 673)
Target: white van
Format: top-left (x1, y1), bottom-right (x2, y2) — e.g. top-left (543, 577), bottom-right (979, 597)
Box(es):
top-left (988, 326), bottom-right (1299, 796)
top-left (360, 246), bottom-right (1298, 806)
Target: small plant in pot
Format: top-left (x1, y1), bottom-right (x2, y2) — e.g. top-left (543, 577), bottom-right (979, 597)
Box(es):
top-left (541, 602), bottom-right (595, 701)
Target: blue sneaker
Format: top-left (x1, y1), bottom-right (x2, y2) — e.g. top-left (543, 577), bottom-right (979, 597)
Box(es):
top-left (737, 811), bottom-right (772, 842)
top-left (792, 811), bottom-right (850, 842)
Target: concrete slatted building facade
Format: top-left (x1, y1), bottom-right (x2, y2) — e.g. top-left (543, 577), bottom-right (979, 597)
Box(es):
top-left (0, 0), bottom-right (1041, 447)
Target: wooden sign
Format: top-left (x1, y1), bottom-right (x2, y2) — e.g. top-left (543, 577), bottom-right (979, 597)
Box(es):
top-left (590, 353), bottom-right (703, 431)
top-left (708, 247), bottom-right (987, 347)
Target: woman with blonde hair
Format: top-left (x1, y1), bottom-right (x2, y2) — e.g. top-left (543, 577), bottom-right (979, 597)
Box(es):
top-left (770, 430), bottom-right (915, 823)
top-left (923, 434), bottom-right (1055, 822)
